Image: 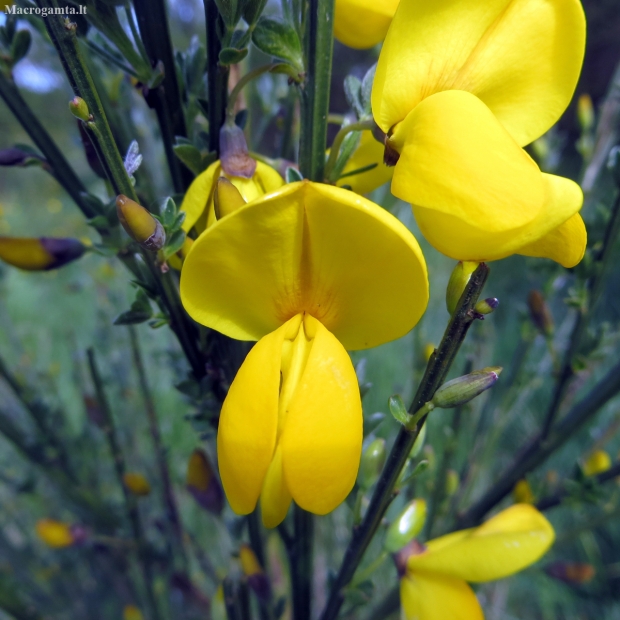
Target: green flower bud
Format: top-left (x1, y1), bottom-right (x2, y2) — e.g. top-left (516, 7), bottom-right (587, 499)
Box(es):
top-left (432, 367), bottom-right (502, 409)
top-left (69, 96), bottom-right (91, 122)
top-left (0, 236), bottom-right (85, 271)
top-left (359, 438), bottom-right (386, 490)
top-left (446, 261), bottom-right (479, 315)
top-left (116, 195), bottom-right (165, 252)
top-left (385, 499), bottom-right (427, 553)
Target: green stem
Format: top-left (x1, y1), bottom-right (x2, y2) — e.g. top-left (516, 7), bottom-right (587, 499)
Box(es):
top-left (290, 506), bottom-right (313, 620)
top-left (84, 39), bottom-right (140, 78)
top-left (129, 326), bottom-right (189, 571)
top-left (298, 0), bottom-right (334, 181)
top-left (133, 0), bottom-right (193, 193)
top-left (86, 348), bottom-right (162, 620)
top-left (0, 71), bottom-right (97, 218)
top-left (540, 190), bottom-right (620, 440)
top-left (204, 0), bottom-right (229, 155)
top-left (456, 353), bottom-right (620, 528)
top-left (318, 264), bottom-right (489, 620)
top-left (324, 119), bottom-right (375, 182)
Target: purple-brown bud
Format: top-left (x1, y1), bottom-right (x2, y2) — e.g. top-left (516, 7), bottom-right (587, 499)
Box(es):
top-left (219, 122), bottom-right (257, 178)
top-left (186, 449), bottom-right (224, 515)
top-left (239, 544), bottom-right (270, 601)
top-left (528, 290), bottom-right (553, 336)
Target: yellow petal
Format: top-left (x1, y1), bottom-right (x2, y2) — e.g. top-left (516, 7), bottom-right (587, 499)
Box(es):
top-left (181, 161), bottom-right (284, 234)
top-left (400, 573), bottom-right (483, 620)
top-left (217, 319), bottom-right (293, 514)
top-left (334, 0), bottom-right (399, 49)
top-left (391, 90), bottom-right (545, 233)
top-left (373, 0), bottom-right (585, 146)
top-left (260, 446), bottom-right (293, 528)
top-left (408, 504), bottom-right (555, 582)
top-left (582, 450), bottom-right (612, 477)
top-left (180, 181), bottom-right (428, 350)
top-left (518, 213), bottom-right (587, 268)
top-left (280, 315), bottom-right (362, 514)
top-left (337, 131), bottom-right (394, 195)
top-left (412, 172), bottom-right (583, 263)
top-left (36, 519), bottom-right (74, 548)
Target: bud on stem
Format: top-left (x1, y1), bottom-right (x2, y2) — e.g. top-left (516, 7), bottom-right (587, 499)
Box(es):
top-left (69, 96), bottom-right (92, 122)
top-left (116, 195), bottom-right (165, 252)
top-left (220, 122), bottom-right (257, 178)
top-left (0, 236), bottom-right (85, 271)
top-left (385, 499), bottom-right (427, 553)
top-left (446, 261), bottom-right (480, 315)
top-left (359, 438), bottom-right (386, 490)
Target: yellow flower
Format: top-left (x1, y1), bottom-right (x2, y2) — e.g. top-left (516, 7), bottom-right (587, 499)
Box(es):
top-left (334, 0), bottom-right (399, 49)
top-left (36, 519), bottom-right (74, 548)
top-left (582, 450), bottom-right (612, 477)
top-left (180, 160), bottom-right (284, 236)
top-left (400, 505), bottom-right (554, 620)
top-left (372, 0), bottom-right (587, 267)
top-left (337, 131), bottom-right (393, 195)
top-left (123, 605), bottom-right (144, 620)
top-left (123, 472), bottom-right (151, 496)
top-left (180, 181), bottom-right (428, 527)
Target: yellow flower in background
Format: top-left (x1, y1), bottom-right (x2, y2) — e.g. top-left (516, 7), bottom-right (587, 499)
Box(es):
top-left (400, 505), bottom-right (554, 620)
top-left (123, 472), bottom-right (151, 496)
top-left (180, 160), bottom-right (284, 235)
top-left (582, 450), bottom-right (611, 477)
top-left (334, 0), bottom-right (399, 49)
top-left (513, 479), bottom-right (535, 504)
top-left (36, 519), bottom-right (74, 548)
top-left (181, 181), bottom-right (428, 527)
top-left (123, 605), bottom-right (144, 620)
top-left (337, 131), bottom-right (393, 195)
top-left (372, 0), bottom-right (587, 267)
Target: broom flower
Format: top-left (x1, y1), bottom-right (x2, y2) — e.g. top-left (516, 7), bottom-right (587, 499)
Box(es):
top-left (372, 0), bottom-right (587, 267)
top-left (180, 181), bottom-right (428, 527)
top-left (398, 504), bottom-right (555, 620)
top-left (334, 0), bottom-right (400, 49)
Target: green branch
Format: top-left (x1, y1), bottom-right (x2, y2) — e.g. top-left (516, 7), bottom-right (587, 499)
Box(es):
top-left (318, 264), bottom-right (489, 620)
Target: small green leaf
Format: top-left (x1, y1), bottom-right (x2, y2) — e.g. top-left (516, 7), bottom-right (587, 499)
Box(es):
top-left (113, 310), bottom-right (152, 325)
top-left (161, 197), bottom-right (177, 228)
top-left (219, 47), bottom-right (248, 65)
top-left (241, 0), bottom-right (268, 27)
top-left (171, 211), bottom-right (186, 233)
top-left (173, 143), bottom-right (203, 176)
top-left (87, 215), bottom-right (110, 230)
top-left (163, 229), bottom-right (186, 259)
top-left (10, 30), bottom-right (31, 64)
top-left (252, 18), bottom-right (304, 73)
top-left (213, 0), bottom-right (241, 27)
top-left (344, 75), bottom-right (363, 118)
top-left (388, 394), bottom-right (410, 426)
top-left (360, 63), bottom-right (376, 115)
top-left (285, 167), bottom-right (303, 183)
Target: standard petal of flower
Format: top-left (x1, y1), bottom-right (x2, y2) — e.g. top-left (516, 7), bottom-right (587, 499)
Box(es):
top-left (400, 572), bottom-right (483, 620)
top-left (180, 181), bottom-right (428, 349)
top-left (280, 315), bottom-right (362, 514)
top-left (217, 321), bottom-right (288, 514)
top-left (373, 0), bottom-right (585, 146)
top-left (260, 446), bottom-right (293, 528)
top-left (181, 161), bottom-right (284, 233)
top-left (334, 0), bottom-right (399, 49)
top-left (407, 505), bottom-right (555, 582)
top-left (337, 131), bottom-right (394, 195)
top-left (391, 91), bottom-right (545, 233)
top-left (518, 213), bottom-right (587, 268)
top-left (412, 172), bottom-right (583, 263)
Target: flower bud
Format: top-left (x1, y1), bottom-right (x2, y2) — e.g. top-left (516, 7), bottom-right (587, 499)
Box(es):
top-left (0, 147), bottom-right (43, 167)
top-left (0, 236), bottom-right (85, 271)
top-left (213, 177), bottom-right (247, 220)
top-left (123, 472), bottom-right (151, 496)
top-left (527, 290), bottom-right (553, 336)
top-left (431, 367), bottom-right (502, 409)
top-left (116, 195), bottom-right (165, 252)
top-left (445, 469), bottom-right (459, 496)
top-left (36, 519), bottom-right (75, 548)
top-left (513, 479), bottom-right (534, 504)
top-left (359, 438), bottom-right (386, 490)
top-left (385, 499), bottom-right (427, 553)
top-left (239, 544), bottom-right (270, 601)
top-left (545, 561), bottom-right (595, 585)
top-left (423, 343), bottom-right (435, 363)
top-left (69, 96), bottom-right (91, 122)
top-left (446, 261), bottom-right (479, 315)
top-left (123, 605), bottom-right (144, 620)
top-left (474, 297), bottom-right (499, 315)
top-left (186, 448), bottom-right (224, 515)
top-left (581, 450), bottom-right (611, 477)
top-left (220, 122), bottom-right (257, 178)
top-left (577, 94), bottom-right (594, 133)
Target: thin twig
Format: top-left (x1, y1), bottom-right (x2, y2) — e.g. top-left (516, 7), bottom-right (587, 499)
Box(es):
top-left (318, 264), bottom-right (490, 620)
